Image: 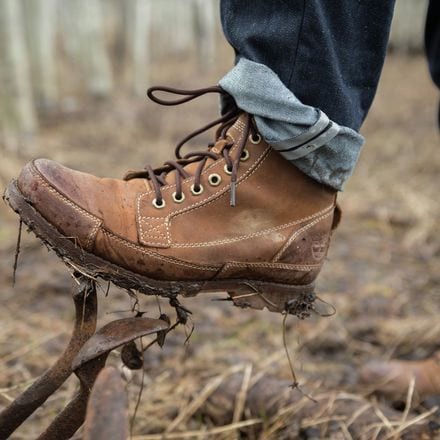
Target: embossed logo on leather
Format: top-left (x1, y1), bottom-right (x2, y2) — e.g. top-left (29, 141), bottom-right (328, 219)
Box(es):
top-left (311, 234), bottom-right (328, 261)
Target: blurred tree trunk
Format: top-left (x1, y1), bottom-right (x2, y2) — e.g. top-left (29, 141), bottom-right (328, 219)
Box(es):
top-left (389, 0), bottom-right (429, 53)
top-left (124, 0), bottom-right (152, 96)
top-left (60, 0), bottom-right (114, 97)
top-left (0, 0), bottom-right (37, 149)
top-left (22, 0), bottom-right (58, 111)
top-left (194, 0), bottom-right (216, 70)
top-left (172, 0), bottom-right (194, 55)
top-left (150, 0), bottom-right (191, 57)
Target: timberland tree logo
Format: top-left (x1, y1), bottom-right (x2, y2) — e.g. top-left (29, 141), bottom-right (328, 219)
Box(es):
top-left (311, 234), bottom-right (328, 261)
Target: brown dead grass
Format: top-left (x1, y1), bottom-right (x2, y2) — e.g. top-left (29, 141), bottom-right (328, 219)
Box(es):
top-left (0, 52), bottom-right (439, 439)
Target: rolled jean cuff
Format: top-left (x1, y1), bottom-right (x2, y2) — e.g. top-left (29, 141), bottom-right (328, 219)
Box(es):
top-left (219, 58), bottom-right (364, 191)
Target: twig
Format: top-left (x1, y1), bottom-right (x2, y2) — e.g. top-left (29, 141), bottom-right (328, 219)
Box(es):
top-left (166, 364), bottom-right (245, 433)
top-left (372, 400), bottom-right (394, 434)
top-left (400, 375), bottom-right (415, 426)
top-left (384, 406), bottom-right (438, 440)
top-left (131, 419), bottom-right (262, 439)
top-left (130, 337), bottom-right (146, 435)
top-left (12, 219), bottom-right (23, 286)
top-left (282, 313), bottom-right (316, 402)
top-left (282, 312), bottom-right (298, 388)
top-left (232, 363), bottom-right (252, 424)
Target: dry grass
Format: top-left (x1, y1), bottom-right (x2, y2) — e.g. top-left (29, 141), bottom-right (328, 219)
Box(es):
top-left (0, 52), bottom-right (439, 439)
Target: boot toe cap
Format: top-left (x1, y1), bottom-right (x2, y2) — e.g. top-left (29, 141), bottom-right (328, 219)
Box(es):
top-left (17, 159), bottom-right (101, 250)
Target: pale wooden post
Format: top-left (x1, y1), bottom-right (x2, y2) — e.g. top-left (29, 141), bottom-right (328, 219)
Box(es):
top-left (124, 0), bottom-right (152, 96)
top-left (60, 0), bottom-right (114, 97)
top-left (194, 0), bottom-right (217, 69)
top-left (22, 0), bottom-right (58, 110)
top-left (389, 0), bottom-right (429, 53)
top-left (0, 0), bottom-right (37, 149)
top-left (173, 0), bottom-right (195, 55)
top-left (149, 0), bottom-right (196, 58)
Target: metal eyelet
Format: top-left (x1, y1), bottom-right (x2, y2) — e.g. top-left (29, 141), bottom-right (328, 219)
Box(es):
top-left (190, 183), bottom-right (204, 195)
top-left (172, 191), bottom-right (185, 203)
top-left (249, 133), bottom-right (262, 144)
top-left (208, 173), bottom-right (222, 186)
top-left (223, 164), bottom-right (233, 175)
top-left (240, 149), bottom-right (250, 162)
top-left (152, 198), bottom-right (165, 209)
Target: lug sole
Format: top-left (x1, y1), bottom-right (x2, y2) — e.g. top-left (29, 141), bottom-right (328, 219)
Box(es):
top-left (4, 180), bottom-right (316, 316)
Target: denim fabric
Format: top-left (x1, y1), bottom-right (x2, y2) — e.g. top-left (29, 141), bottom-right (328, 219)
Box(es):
top-left (220, 0), bottom-right (396, 132)
top-left (425, 0), bottom-right (440, 128)
top-left (426, 0), bottom-right (440, 90)
top-left (219, 59), bottom-right (364, 190)
top-left (219, 0), bottom-right (396, 190)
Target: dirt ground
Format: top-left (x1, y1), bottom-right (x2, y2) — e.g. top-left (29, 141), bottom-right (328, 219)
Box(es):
top-left (0, 53), bottom-right (439, 439)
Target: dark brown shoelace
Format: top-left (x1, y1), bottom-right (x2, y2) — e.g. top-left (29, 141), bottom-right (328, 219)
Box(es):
top-left (124, 86), bottom-right (258, 207)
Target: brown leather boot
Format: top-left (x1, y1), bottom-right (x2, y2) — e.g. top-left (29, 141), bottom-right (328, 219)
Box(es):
top-left (359, 353), bottom-right (440, 398)
top-left (4, 86), bottom-right (339, 315)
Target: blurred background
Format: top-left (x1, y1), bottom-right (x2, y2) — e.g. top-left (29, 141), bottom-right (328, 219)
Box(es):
top-left (0, 0), bottom-right (439, 438)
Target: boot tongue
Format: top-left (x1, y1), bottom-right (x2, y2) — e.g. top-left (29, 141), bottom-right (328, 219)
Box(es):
top-left (160, 112), bottom-right (248, 185)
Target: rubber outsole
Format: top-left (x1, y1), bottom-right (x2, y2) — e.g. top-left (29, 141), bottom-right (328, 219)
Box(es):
top-left (3, 180), bottom-right (316, 316)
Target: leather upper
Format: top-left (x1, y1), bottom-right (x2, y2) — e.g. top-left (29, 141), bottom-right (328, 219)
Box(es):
top-left (17, 114), bottom-right (337, 283)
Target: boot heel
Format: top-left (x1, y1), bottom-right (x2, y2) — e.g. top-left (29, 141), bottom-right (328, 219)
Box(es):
top-left (227, 282), bottom-right (316, 317)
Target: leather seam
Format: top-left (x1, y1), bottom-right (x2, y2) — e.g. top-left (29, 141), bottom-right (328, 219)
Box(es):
top-left (137, 144), bottom-right (270, 246)
top-left (222, 262), bottom-right (320, 271)
top-left (139, 157), bottom-right (221, 202)
top-left (136, 127), bottom-right (250, 245)
top-left (86, 222), bottom-right (101, 250)
top-left (101, 229), bottom-right (220, 271)
top-left (172, 204), bottom-right (334, 248)
top-left (169, 146), bottom-right (271, 224)
top-left (226, 118), bottom-right (244, 143)
top-left (137, 122), bottom-right (251, 218)
top-left (272, 210), bottom-right (333, 262)
top-left (138, 216), bottom-right (170, 246)
top-left (140, 221), bottom-right (167, 239)
top-left (137, 123), bottom-right (247, 206)
top-left (31, 165), bottom-right (101, 249)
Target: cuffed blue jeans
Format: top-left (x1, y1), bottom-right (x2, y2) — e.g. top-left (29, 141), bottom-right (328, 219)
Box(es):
top-left (426, 0), bottom-right (440, 126)
top-left (219, 0), bottom-right (439, 190)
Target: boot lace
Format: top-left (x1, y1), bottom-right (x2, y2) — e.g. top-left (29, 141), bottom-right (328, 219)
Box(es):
top-left (124, 86), bottom-right (259, 207)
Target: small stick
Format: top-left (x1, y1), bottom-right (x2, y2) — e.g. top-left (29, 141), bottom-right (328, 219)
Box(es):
top-left (12, 219), bottom-right (23, 286)
top-left (282, 313), bottom-right (317, 402)
top-left (130, 338), bottom-right (146, 435)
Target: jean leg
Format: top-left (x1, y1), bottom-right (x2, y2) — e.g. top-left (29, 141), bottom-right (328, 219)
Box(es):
top-left (425, 0), bottom-right (440, 128)
top-left (221, 0), bottom-right (395, 131)
top-left (220, 1), bottom-right (395, 190)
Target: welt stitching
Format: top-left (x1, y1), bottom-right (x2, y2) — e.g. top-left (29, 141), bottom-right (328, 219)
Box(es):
top-left (224, 262), bottom-right (320, 270)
